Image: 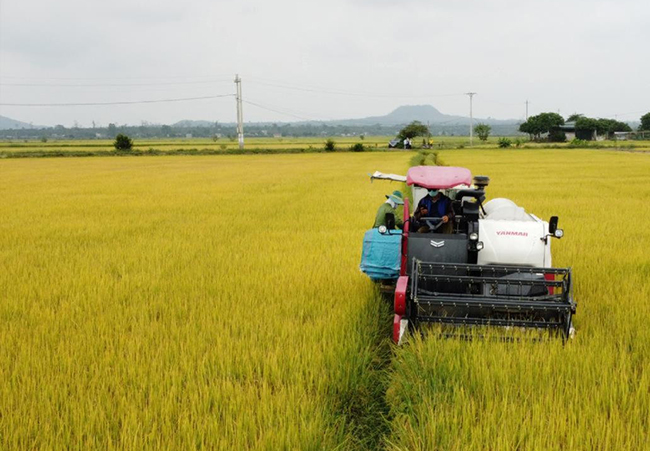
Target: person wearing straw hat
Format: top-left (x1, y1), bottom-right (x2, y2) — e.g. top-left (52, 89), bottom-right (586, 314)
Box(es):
top-left (373, 190), bottom-right (404, 229)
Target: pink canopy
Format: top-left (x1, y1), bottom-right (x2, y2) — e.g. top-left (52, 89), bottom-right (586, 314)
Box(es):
top-left (406, 166), bottom-right (472, 189)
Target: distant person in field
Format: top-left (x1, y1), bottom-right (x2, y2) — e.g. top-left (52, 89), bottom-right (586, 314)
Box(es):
top-left (374, 190), bottom-right (404, 230)
top-left (403, 137), bottom-right (411, 149)
top-left (416, 189), bottom-right (453, 233)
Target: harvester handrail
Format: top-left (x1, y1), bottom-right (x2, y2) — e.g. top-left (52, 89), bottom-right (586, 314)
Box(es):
top-left (416, 316), bottom-right (565, 328)
top-left (415, 296), bottom-right (574, 311)
top-left (415, 273), bottom-right (566, 287)
top-left (417, 261), bottom-right (571, 276)
top-left (416, 290), bottom-right (568, 303)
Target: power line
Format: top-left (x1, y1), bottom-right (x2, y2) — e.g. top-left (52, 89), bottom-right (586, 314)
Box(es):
top-left (247, 77), bottom-right (465, 99)
top-left (0, 79), bottom-right (232, 88)
top-left (243, 99), bottom-right (315, 121)
top-left (526, 100), bottom-right (529, 120)
top-left (477, 97), bottom-right (524, 107)
top-left (0, 74), bottom-right (234, 81)
top-left (235, 75), bottom-right (244, 149)
top-left (606, 110), bottom-right (646, 118)
top-left (0, 94), bottom-right (234, 107)
top-left (465, 92), bottom-right (476, 146)
top-left (244, 98), bottom-right (337, 122)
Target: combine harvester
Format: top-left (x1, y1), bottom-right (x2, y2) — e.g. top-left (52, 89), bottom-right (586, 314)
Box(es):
top-left (361, 166), bottom-right (576, 343)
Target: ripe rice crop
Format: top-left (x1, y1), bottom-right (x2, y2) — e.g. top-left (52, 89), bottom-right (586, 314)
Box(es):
top-left (386, 149), bottom-right (650, 450)
top-left (2, 149), bottom-right (649, 450)
top-left (0, 154), bottom-right (405, 450)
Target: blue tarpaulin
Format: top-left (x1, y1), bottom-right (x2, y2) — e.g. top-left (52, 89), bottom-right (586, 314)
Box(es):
top-left (360, 228), bottom-right (402, 281)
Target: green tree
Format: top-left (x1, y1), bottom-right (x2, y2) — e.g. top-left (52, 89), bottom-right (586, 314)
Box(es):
top-left (324, 139), bottom-right (336, 152)
top-left (597, 118), bottom-right (632, 135)
top-left (575, 117), bottom-right (599, 140)
top-left (113, 134), bottom-right (133, 151)
top-left (398, 121), bottom-right (429, 140)
top-left (107, 123), bottom-right (117, 137)
top-left (519, 113), bottom-right (564, 140)
top-left (474, 123), bottom-right (491, 141)
top-left (566, 113), bottom-right (584, 122)
top-left (575, 117), bottom-right (631, 139)
top-left (640, 112), bottom-right (650, 131)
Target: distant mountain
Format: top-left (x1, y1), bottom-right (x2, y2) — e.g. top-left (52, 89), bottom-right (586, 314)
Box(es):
top-left (327, 105), bottom-right (519, 126)
top-left (0, 105), bottom-right (521, 133)
top-left (170, 105), bottom-right (519, 128)
top-left (0, 115), bottom-right (41, 130)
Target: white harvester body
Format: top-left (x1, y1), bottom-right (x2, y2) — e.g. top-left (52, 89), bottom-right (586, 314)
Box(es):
top-left (478, 198), bottom-right (552, 268)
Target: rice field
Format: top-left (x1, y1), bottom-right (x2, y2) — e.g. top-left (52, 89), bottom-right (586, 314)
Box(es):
top-left (0, 153), bottom-right (402, 449)
top-left (1, 149), bottom-right (650, 449)
top-left (0, 136), bottom-right (394, 155)
top-left (1, 136), bottom-right (649, 156)
top-left (386, 149), bottom-right (650, 450)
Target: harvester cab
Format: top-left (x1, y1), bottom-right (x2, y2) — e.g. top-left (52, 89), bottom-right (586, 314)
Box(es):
top-left (361, 166), bottom-right (576, 344)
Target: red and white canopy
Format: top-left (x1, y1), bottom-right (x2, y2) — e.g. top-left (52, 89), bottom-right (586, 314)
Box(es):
top-left (406, 166), bottom-right (472, 189)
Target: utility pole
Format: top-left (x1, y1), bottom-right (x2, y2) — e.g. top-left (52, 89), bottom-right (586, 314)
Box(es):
top-left (234, 74), bottom-right (244, 150)
top-left (525, 100), bottom-right (529, 120)
top-left (465, 92), bottom-right (476, 146)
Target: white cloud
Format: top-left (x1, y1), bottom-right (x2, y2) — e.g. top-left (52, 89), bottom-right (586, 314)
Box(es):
top-left (0, 0), bottom-right (648, 125)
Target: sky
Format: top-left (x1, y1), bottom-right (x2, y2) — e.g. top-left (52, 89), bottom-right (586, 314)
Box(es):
top-left (0, 0), bottom-right (648, 127)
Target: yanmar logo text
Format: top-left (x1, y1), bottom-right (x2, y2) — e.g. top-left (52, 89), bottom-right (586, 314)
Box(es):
top-left (496, 231), bottom-right (529, 237)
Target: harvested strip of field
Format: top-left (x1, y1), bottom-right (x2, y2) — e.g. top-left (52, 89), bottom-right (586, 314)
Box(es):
top-left (385, 149), bottom-right (650, 450)
top-left (0, 154), bottom-right (400, 450)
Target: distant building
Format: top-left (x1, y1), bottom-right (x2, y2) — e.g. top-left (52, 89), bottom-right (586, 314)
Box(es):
top-left (551, 121), bottom-right (598, 141)
top-left (614, 131), bottom-right (650, 141)
top-left (557, 121), bottom-right (576, 141)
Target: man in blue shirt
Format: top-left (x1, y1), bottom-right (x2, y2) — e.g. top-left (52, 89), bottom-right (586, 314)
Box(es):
top-left (416, 189), bottom-right (453, 233)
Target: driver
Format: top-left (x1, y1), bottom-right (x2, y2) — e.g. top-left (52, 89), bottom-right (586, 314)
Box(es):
top-left (416, 189), bottom-right (454, 233)
top-left (411, 204), bottom-right (430, 233)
